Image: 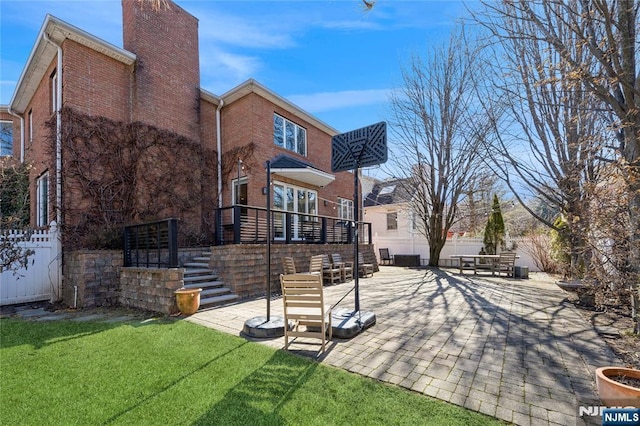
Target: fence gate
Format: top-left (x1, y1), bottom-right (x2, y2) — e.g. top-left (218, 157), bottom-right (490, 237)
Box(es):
top-left (0, 223), bottom-right (61, 306)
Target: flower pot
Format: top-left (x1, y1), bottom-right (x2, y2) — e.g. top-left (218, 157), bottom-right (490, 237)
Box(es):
top-left (174, 288), bottom-right (202, 315)
top-left (555, 280), bottom-right (587, 292)
top-left (595, 367), bottom-right (640, 407)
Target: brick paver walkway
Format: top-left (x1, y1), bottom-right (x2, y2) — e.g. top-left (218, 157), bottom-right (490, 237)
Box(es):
top-left (188, 266), bottom-right (621, 426)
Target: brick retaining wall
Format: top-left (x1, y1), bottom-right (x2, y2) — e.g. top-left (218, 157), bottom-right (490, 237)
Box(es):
top-left (119, 268), bottom-right (183, 314)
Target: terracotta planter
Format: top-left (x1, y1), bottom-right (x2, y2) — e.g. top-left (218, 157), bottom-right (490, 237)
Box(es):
top-left (596, 367), bottom-right (640, 406)
top-left (174, 288), bottom-right (202, 315)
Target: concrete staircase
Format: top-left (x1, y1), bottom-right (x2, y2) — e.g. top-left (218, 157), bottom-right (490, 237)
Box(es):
top-left (183, 252), bottom-right (238, 309)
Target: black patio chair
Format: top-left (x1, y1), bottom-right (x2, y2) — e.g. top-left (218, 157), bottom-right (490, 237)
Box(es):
top-left (379, 248), bottom-right (394, 265)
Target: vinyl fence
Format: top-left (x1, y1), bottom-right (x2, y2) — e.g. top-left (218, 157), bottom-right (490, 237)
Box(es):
top-left (1, 223), bottom-right (61, 306)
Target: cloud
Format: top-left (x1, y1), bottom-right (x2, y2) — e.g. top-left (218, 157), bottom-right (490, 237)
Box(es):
top-left (287, 89), bottom-right (390, 113)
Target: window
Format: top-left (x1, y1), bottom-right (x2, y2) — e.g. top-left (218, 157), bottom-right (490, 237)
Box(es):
top-left (386, 212), bottom-right (398, 230)
top-left (338, 198), bottom-right (353, 221)
top-left (0, 120), bottom-right (12, 156)
top-left (273, 114), bottom-right (306, 156)
top-left (51, 70), bottom-right (58, 114)
top-left (37, 172), bottom-right (49, 227)
top-left (28, 110), bottom-right (33, 144)
top-left (273, 182), bottom-right (317, 239)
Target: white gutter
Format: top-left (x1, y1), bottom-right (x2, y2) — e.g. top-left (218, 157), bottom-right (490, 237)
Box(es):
top-left (216, 99), bottom-right (224, 209)
top-left (7, 107), bottom-right (24, 162)
top-left (43, 32), bottom-right (62, 225)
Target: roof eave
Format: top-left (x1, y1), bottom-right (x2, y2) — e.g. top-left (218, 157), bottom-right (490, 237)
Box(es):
top-left (221, 79), bottom-right (338, 136)
top-left (9, 15), bottom-right (136, 114)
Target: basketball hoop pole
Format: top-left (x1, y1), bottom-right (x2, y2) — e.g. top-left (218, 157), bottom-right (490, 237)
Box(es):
top-left (353, 166), bottom-right (360, 313)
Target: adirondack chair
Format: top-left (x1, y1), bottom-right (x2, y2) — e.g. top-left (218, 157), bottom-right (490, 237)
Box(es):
top-left (496, 252), bottom-right (517, 277)
top-left (378, 248), bottom-right (393, 265)
top-left (280, 273), bottom-right (332, 353)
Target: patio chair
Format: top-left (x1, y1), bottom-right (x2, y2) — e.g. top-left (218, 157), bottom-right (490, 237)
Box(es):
top-left (321, 254), bottom-right (343, 285)
top-left (358, 253), bottom-right (374, 278)
top-left (309, 255), bottom-right (324, 275)
top-left (379, 248), bottom-right (394, 265)
top-left (282, 257), bottom-right (296, 275)
top-left (496, 252), bottom-right (517, 277)
top-left (331, 253), bottom-right (353, 282)
top-left (280, 273), bottom-right (332, 353)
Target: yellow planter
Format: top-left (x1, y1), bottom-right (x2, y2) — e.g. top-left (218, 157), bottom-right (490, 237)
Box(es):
top-left (174, 288), bottom-right (202, 315)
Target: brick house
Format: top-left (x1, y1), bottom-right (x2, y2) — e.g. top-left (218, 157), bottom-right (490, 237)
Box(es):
top-left (5, 0), bottom-right (357, 239)
top-left (3, 1), bottom-right (373, 309)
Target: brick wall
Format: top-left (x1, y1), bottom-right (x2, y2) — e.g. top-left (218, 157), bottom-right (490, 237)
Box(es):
top-left (119, 267), bottom-right (183, 314)
top-left (208, 244), bottom-right (378, 299)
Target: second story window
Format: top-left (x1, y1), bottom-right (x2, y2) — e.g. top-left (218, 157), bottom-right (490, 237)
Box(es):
top-left (0, 120), bottom-right (12, 156)
top-left (386, 211), bottom-right (398, 231)
top-left (274, 114), bottom-right (306, 156)
top-left (51, 69), bottom-right (58, 114)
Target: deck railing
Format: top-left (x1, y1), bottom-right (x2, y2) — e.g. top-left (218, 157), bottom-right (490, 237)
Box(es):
top-left (123, 218), bottom-right (178, 268)
top-left (214, 205), bottom-right (372, 246)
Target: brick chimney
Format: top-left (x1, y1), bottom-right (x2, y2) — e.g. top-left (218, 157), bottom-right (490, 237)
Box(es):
top-left (122, 0), bottom-right (200, 141)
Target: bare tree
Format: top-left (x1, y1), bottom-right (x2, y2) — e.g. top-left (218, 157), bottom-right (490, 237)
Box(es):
top-left (0, 160), bottom-right (33, 273)
top-left (388, 27), bottom-right (488, 266)
top-left (474, 0), bottom-right (640, 332)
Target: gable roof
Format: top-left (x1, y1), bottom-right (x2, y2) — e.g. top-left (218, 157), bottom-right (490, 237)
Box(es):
top-left (10, 15), bottom-right (136, 114)
top-left (220, 79), bottom-right (339, 136)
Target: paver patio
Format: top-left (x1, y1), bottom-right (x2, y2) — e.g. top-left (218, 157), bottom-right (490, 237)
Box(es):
top-left (188, 266), bottom-right (621, 426)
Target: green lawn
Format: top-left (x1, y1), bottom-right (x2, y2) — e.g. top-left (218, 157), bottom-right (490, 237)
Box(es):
top-left (1, 316), bottom-right (502, 425)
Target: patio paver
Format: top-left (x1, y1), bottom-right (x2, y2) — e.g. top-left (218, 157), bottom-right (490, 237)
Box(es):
top-left (188, 266), bottom-right (621, 426)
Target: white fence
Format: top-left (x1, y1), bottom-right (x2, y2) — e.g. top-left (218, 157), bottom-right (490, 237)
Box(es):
top-left (1, 223), bottom-right (61, 306)
top-left (372, 234), bottom-right (540, 272)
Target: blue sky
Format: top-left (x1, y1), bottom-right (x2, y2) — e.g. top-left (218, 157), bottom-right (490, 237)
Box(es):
top-left (1, 0), bottom-right (469, 175)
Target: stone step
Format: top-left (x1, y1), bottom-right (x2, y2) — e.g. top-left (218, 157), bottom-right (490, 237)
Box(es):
top-left (184, 262), bottom-right (209, 268)
top-left (200, 294), bottom-right (239, 307)
top-left (184, 268), bottom-right (213, 276)
top-left (193, 257), bottom-right (211, 263)
top-left (200, 287), bottom-right (234, 297)
top-left (183, 280), bottom-right (223, 290)
top-left (184, 274), bottom-right (218, 283)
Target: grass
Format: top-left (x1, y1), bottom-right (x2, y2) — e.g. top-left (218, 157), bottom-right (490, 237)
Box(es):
top-left (1, 316), bottom-right (502, 425)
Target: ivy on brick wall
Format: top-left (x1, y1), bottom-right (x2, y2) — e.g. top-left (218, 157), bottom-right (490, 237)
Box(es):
top-left (45, 107), bottom-right (237, 249)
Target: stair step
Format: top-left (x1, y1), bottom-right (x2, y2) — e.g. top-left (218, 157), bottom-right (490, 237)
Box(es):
top-left (193, 257), bottom-right (211, 262)
top-left (184, 268), bottom-right (212, 275)
top-left (184, 274), bottom-right (218, 283)
top-left (184, 262), bottom-right (208, 268)
top-left (183, 280), bottom-right (223, 290)
top-left (200, 294), bottom-right (239, 307)
top-left (200, 287), bottom-right (233, 297)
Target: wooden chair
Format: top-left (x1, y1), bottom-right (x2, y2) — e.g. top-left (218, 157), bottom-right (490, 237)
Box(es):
top-left (379, 248), bottom-right (394, 265)
top-left (321, 254), bottom-right (342, 285)
top-left (358, 253), bottom-right (374, 278)
top-left (331, 253), bottom-right (353, 282)
top-left (282, 257), bottom-right (296, 275)
top-left (280, 273), bottom-right (332, 353)
top-left (496, 252), bottom-right (517, 277)
top-left (309, 255), bottom-right (324, 275)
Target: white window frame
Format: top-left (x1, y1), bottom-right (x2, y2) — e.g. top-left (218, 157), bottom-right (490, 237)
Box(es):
top-left (273, 114), bottom-right (307, 156)
top-left (386, 211), bottom-right (398, 231)
top-left (338, 198), bottom-right (353, 221)
top-left (28, 110), bottom-right (33, 144)
top-left (51, 70), bottom-right (58, 114)
top-left (37, 172), bottom-right (49, 227)
top-left (0, 120), bottom-right (12, 156)
top-left (272, 181), bottom-right (317, 240)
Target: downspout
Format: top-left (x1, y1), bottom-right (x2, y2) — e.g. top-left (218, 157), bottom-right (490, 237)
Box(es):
top-left (216, 99), bottom-right (224, 209)
top-left (43, 32), bottom-right (62, 225)
top-left (43, 32), bottom-right (63, 303)
top-left (6, 107), bottom-right (24, 163)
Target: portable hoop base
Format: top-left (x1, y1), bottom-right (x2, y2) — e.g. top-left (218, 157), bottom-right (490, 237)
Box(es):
top-left (331, 308), bottom-right (376, 339)
top-left (242, 315), bottom-right (286, 338)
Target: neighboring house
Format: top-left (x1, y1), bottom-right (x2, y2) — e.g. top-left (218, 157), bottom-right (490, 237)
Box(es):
top-left (4, 0), bottom-right (356, 243)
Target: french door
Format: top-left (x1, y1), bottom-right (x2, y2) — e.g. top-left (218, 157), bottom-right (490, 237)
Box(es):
top-left (273, 182), bottom-right (317, 240)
